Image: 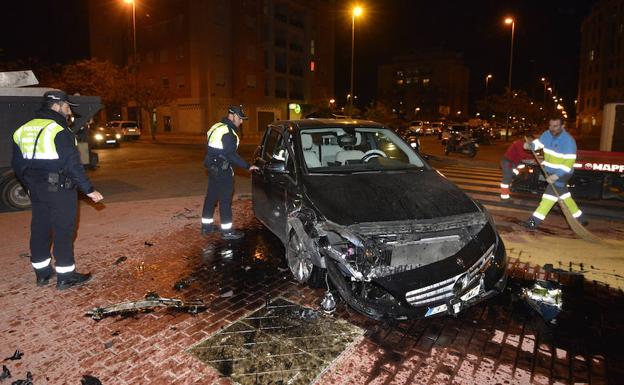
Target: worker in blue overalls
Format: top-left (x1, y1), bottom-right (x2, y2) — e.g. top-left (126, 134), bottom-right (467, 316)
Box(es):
top-left (201, 105), bottom-right (259, 240)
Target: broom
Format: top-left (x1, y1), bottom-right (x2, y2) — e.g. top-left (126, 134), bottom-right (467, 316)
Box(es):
top-left (525, 137), bottom-right (602, 242)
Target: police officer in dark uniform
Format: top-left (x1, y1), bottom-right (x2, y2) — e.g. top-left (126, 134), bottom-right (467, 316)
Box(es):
top-left (12, 90), bottom-right (104, 290)
top-left (201, 105), bottom-right (258, 240)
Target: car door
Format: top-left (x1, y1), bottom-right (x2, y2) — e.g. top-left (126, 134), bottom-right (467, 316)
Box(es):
top-left (252, 126), bottom-right (295, 242)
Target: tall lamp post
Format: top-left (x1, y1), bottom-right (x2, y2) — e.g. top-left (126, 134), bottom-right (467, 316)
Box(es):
top-left (485, 74), bottom-right (493, 98)
top-left (349, 5), bottom-right (363, 117)
top-left (504, 17), bottom-right (515, 142)
top-left (124, 0), bottom-right (138, 124)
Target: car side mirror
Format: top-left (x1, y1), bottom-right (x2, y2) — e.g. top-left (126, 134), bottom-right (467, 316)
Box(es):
top-left (265, 159), bottom-right (289, 174)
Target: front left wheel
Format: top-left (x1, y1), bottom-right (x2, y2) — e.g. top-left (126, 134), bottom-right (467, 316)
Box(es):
top-left (1, 177), bottom-right (31, 210)
top-left (287, 231), bottom-right (326, 288)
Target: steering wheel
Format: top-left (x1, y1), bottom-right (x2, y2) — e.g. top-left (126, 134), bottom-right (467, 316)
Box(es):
top-left (361, 149), bottom-right (387, 163)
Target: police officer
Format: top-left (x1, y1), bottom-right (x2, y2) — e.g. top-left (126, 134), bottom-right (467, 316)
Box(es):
top-left (201, 105), bottom-right (258, 240)
top-left (12, 90), bottom-right (103, 290)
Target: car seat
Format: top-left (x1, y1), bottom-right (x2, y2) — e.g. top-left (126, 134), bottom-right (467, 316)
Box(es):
top-left (335, 133), bottom-right (364, 165)
top-left (301, 134), bottom-right (321, 168)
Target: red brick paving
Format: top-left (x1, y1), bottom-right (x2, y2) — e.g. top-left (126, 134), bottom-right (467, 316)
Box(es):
top-left (1, 198), bottom-right (623, 384)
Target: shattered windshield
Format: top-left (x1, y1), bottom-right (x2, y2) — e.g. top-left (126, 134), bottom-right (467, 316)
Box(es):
top-left (300, 127), bottom-right (425, 173)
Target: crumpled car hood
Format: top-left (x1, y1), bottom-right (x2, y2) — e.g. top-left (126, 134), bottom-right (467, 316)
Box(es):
top-left (302, 170), bottom-right (479, 225)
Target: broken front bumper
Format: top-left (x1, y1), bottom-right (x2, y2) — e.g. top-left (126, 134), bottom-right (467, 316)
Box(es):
top-left (324, 232), bottom-right (508, 321)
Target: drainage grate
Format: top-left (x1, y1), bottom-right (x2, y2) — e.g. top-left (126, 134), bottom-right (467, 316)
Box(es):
top-left (189, 298), bottom-right (363, 384)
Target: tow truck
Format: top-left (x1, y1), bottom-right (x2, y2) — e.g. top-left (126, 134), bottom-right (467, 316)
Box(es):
top-left (0, 71), bottom-right (102, 210)
top-left (511, 149), bottom-right (624, 200)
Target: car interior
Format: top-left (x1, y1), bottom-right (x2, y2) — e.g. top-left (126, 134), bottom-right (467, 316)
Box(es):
top-left (300, 128), bottom-right (424, 171)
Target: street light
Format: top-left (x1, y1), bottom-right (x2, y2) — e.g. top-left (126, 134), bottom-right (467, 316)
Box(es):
top-left (124, 0), bottom-right (137, 65)
top-left (504, 17), bottom-right (515, 142)
top-left (349, 5), bottom-right (363, 116)
top-left (485, 74), bottom-right (493, 98)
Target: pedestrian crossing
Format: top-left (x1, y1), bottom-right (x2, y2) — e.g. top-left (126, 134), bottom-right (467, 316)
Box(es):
top-left (435, 163), bottom-right (624, 221)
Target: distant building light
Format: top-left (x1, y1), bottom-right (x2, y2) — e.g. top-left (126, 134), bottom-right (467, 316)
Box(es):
top-left (310, 61), bottom-right (315, 72)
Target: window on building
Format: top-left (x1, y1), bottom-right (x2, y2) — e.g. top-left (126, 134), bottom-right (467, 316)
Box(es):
top-left (176, 74), bottom-right (185, 88)
top-left (176, 45), bottom-right (185, 61)
top-left (275, 3), bottom-right (288, 23)
top-left (290, 58), bottom-right (304, 76)
top-left (422, 78), bottom-right (430, 86)
top-left (147, 51), bottom-right (154, 64)
top-left (215, 72), bottom-right (226, 87)
top-left (310, 40), bottom-right (315, 55)
top-left (275, 29), bottom-right (287, 48)
top-left (275, 52), bottom-right (287, 73)
top-left (275, 77), bottom-right (287, 98)
top-left (264, 77), bottom-right (271, 97)
top-left (245, 15), bottom-right (255, 29)
top-left (247, 74), bottom-right (257, 88)
top-left (290, 79), bottom-right (304, 100)
top-left (264, 49), bottom-right (270, 70)
top-left (162, 76), bottom-right (169, 88)
top-left (590, 49), bottom-right (595, 61)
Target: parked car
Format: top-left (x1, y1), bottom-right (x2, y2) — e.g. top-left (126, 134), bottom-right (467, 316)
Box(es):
top-left (107, 120), bottom-right (141, 140)
top-left (89, 125), bottom-right (121, 148)
top-left (252, 119), bottom-right (507, 320)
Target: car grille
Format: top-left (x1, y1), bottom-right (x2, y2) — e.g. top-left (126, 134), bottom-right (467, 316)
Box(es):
top-left (404, 243), bottom-right (495, 307)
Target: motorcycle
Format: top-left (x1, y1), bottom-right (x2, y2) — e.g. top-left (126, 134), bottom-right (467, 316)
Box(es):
top-left (444, 133), bottom-right (478, 158)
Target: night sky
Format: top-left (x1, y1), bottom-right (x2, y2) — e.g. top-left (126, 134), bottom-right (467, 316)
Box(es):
top-left (2, 0), bottom-right (597, 116)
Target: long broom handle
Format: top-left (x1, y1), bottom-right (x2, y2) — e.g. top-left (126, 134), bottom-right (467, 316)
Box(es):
top-left (524, 136), bottom-right (561, 197)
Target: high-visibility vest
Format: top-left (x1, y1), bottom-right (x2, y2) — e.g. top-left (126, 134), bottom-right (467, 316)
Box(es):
top-left (13, 119), bottom-right (69, 160)
top-left (206, 122), bottom-right (239, 149)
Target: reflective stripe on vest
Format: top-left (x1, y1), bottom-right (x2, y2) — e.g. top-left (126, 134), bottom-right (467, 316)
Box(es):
top-left (13, 119), bottom-right (64, 159)
top-left (206, 122), bottom-right (239, 149)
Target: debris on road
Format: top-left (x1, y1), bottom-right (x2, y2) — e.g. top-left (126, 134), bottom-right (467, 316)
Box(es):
top-left (80, 374), bottom-right (103, 385)
top-left (219, 289), bottom-right (233, 298)
top-left (521, 280), bottom-right (563, 323)
top-left (320, 292), bottom-right (336, 314)
top-left (144, 241), bottom-right (154, 247)
top-left (113, 256), bottom-right (127, 265)
top-left (0, 365), bottom-right (10, 380)
top-left (173, 278), bottom-right (195, 291)
top-left (86, 292), bottom-right (206, 320)
top-left (172, 208), bottom-right (199, 220)
top-left (3, 350), bottom-right (22, 361)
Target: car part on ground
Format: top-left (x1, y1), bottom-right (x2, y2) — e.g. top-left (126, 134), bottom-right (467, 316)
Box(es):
top-left (86, 292), bottom-right (206, 320)
top-left (521, 280), bottom-right (562, 323)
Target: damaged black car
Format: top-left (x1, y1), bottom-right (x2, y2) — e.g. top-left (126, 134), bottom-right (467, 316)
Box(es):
top-left (252, 119), bottom-right (507, 320)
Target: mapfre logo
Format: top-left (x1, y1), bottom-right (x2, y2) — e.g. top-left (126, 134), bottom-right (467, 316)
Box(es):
top-left (583, 163), bottom-right (624, 172)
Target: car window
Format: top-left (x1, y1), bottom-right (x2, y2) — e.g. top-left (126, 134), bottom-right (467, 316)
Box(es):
top-left (122, 122), bottom-right (137, 128)
top-left (300, 127), bottom-right (425, 173)
top-left (262, 128), bottom-right (291, 166)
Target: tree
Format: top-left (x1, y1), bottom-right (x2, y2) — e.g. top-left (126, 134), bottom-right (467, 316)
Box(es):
top-left (363, 101), bottom-right (394, 123)
top-left (42, 59), bottom-right (129, 107)
top-left (132, 79), bottom-right (173, 140)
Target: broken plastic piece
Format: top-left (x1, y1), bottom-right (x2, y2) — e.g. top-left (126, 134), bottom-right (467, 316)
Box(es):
top-left (86, 292), bottom-right (206, 320)
top-left (81, 374), bottom-right (103, 385)
top-left (3, 350), bottom-right (23, 361)
top-left (113, 256), bottom-right (127, 265)
top-left (521, 280), bottom-right (563, 323)
top-left (173, 279), bottom-right (192, 291)
top-left (320, 292), bottom-right (336, 314)
top-left (144, 241), bottom-right (154, 247)
top-left (0, 365), bottom-right (11, 380)
top-left (220, 290), bottom-right (233, 298)
top-left (9, 371), bottom-right (32, 385)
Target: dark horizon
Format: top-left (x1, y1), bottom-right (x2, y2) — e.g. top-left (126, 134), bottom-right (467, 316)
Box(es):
top-left (2, 0), bottom-right (597, 117)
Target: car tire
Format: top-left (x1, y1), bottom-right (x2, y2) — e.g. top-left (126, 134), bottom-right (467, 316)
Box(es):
top-left (287, 230), bottom-right (326, 289)
top-left (1, 177), bottom-right (31, 210)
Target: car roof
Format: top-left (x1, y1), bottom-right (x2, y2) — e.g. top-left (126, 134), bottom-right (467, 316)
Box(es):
top-left (272, 119), bottom-right (387, 133)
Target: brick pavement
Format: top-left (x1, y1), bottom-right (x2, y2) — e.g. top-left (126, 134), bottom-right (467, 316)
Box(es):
top-left (1, 198), bottom-right (623, 385)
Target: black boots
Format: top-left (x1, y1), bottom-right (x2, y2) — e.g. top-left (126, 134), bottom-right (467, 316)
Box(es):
top-left (221, 229), bottom-right (244, 240)
top-left (35, 266), bottom-right (53, 287)
top-left (201, 223), bottom-right (215, 235)
top-left (56, 271), bottom-right (92, 290)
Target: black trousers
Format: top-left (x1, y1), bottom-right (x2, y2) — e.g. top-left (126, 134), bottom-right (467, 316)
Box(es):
top-left (202, 170), bottom-right (234, 227)
top-left (27, 180), bottom-right (78, 269)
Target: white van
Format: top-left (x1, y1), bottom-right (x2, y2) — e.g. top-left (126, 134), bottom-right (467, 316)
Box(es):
top-left (107, 120), bottom-right (141, 140)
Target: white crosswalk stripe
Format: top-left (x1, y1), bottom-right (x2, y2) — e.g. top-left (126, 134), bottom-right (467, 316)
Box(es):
top-left (434, 163), bottom-right (624, 221)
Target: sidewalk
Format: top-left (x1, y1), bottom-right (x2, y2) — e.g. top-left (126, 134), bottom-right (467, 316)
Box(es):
top-left (1, 195), bottom-right (623, 384)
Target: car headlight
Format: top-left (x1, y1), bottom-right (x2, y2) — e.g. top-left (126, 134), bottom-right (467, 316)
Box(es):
top-left (115, 133), bottom-right (121, 139)
top-left (94, 134), bottom-right (104, 141)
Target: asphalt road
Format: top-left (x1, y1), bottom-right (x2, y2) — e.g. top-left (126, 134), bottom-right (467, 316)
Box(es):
top-left (87, 141), bottom-right (258, 204)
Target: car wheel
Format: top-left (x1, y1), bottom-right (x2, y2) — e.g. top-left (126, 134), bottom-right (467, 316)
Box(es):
top-left (1, 177), bottom-right (31, 210)
top-left (287, 230), bottom-right (326, 289)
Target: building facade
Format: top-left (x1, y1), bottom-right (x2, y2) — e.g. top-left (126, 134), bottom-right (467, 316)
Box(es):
top-left (576, 0), bottom-right (624, 134)
top-left (377, 51), bottom-right (469, 121)
top-left (89, 0), bottom-right (335, 142)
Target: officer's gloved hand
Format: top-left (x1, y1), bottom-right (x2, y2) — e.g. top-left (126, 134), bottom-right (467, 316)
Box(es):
top-left (545, 174), bottom-right (559, 184)
top-left (523, 141), bottom-right (532, 150)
